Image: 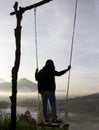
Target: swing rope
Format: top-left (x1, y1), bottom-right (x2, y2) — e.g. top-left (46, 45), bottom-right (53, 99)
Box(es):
top-left (65, 0), bottom-right (78, 122)
top-left (34, 8), bottom-right (38, 69)
top-left (34, 8), bottom-right (41, 114)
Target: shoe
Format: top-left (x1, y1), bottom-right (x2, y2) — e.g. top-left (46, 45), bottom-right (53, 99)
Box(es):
top-left (52, 119), bottom-right (62, 125)
top-left (44, 121), bottom-right (50, 125)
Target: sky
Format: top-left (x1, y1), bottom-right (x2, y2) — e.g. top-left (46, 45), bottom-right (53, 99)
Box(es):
top-left (0, 0), bottom-right (99, 96)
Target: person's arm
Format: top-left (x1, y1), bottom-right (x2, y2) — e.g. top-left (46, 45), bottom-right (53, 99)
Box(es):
top-left (35, 68), bottom-right (39, 81)
top-left (55, 65), bottom-right (71, 76)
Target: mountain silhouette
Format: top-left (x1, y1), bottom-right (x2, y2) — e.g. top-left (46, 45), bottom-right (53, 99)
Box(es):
top-left (0, 78), bottom-right (37, 92)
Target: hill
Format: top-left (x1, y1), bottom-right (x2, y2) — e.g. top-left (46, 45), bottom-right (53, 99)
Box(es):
top-left (18, 78), bottom-right (37, 92)
top-left (0, 101), bottom-right (9, 109)
top-left (55, 93), bottom-right (99, 115)
top-left (66, 93), bottom-right (99, 115)
top-left (0, 78), bottom-right (37, 92)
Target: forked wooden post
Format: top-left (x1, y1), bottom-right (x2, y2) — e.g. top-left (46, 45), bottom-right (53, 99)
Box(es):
top-left (10, 1), bottom-right (52, 130)
top-left (10, 2), bottom-right (23, 130)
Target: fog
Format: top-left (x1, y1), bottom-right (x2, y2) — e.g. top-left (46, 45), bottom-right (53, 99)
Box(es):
top-left (0, 92), bottom-right (99, 130)
top-left (0, 91), bottom-right (69, 102)
top-left (0, 91), bottom-right (85, 102)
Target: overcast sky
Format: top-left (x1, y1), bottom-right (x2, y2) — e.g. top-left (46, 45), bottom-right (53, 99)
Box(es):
top-left (0, 0), bottom-right (99, 96)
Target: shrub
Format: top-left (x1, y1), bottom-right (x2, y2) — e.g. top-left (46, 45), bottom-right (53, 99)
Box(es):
top-left (0, 111), bottom-right (37, 130)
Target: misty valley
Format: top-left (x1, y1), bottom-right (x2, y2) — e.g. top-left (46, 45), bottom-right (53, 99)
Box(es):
top-left (0, 78), bottom-right (99, 130)
top-left (0, 92), bottom-right (99, 130)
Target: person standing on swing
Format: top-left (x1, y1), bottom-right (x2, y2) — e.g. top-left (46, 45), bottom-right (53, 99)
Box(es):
top-left (35, 59), bottom-right (71, 124)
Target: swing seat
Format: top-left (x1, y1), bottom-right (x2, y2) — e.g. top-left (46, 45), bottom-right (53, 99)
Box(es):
top-left (37, 122), bottom-right (69, 129)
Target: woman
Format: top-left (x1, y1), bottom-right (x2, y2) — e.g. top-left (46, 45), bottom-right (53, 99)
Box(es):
top-left (35, 59), bottom-right (71, 124)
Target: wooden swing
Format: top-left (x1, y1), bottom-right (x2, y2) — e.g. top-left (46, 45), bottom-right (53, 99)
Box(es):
top-left (10, 0), bottom-right (78, 130)
top-left (34, 0), bottom-right (78, 130)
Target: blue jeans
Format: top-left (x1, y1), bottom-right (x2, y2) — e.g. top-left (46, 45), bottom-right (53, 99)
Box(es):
top-left (41, 91), bottom-right (57, 122)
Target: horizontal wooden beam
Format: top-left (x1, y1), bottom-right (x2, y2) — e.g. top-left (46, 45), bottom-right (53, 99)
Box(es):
top-left (10, 0), bottom-right (52, 15)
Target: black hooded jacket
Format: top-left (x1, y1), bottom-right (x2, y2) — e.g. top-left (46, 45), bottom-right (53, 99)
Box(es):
top-left (35, 66), bottom-right (67, 93)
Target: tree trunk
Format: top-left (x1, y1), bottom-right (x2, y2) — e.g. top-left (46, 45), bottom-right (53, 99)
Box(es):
top-left (10, 3), bottom-right (22, 129)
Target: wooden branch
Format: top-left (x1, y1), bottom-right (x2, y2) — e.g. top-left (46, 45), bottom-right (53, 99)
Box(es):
top-left (10, 0), bottom-right (52, 15)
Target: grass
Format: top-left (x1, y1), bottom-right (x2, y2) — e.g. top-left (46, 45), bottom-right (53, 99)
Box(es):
top-left (0, 110), bottom-right (65, 130)
top-left (0, 114), bottom-right (10, 130)
top-left (0, 111), bottom-right (37, 130)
